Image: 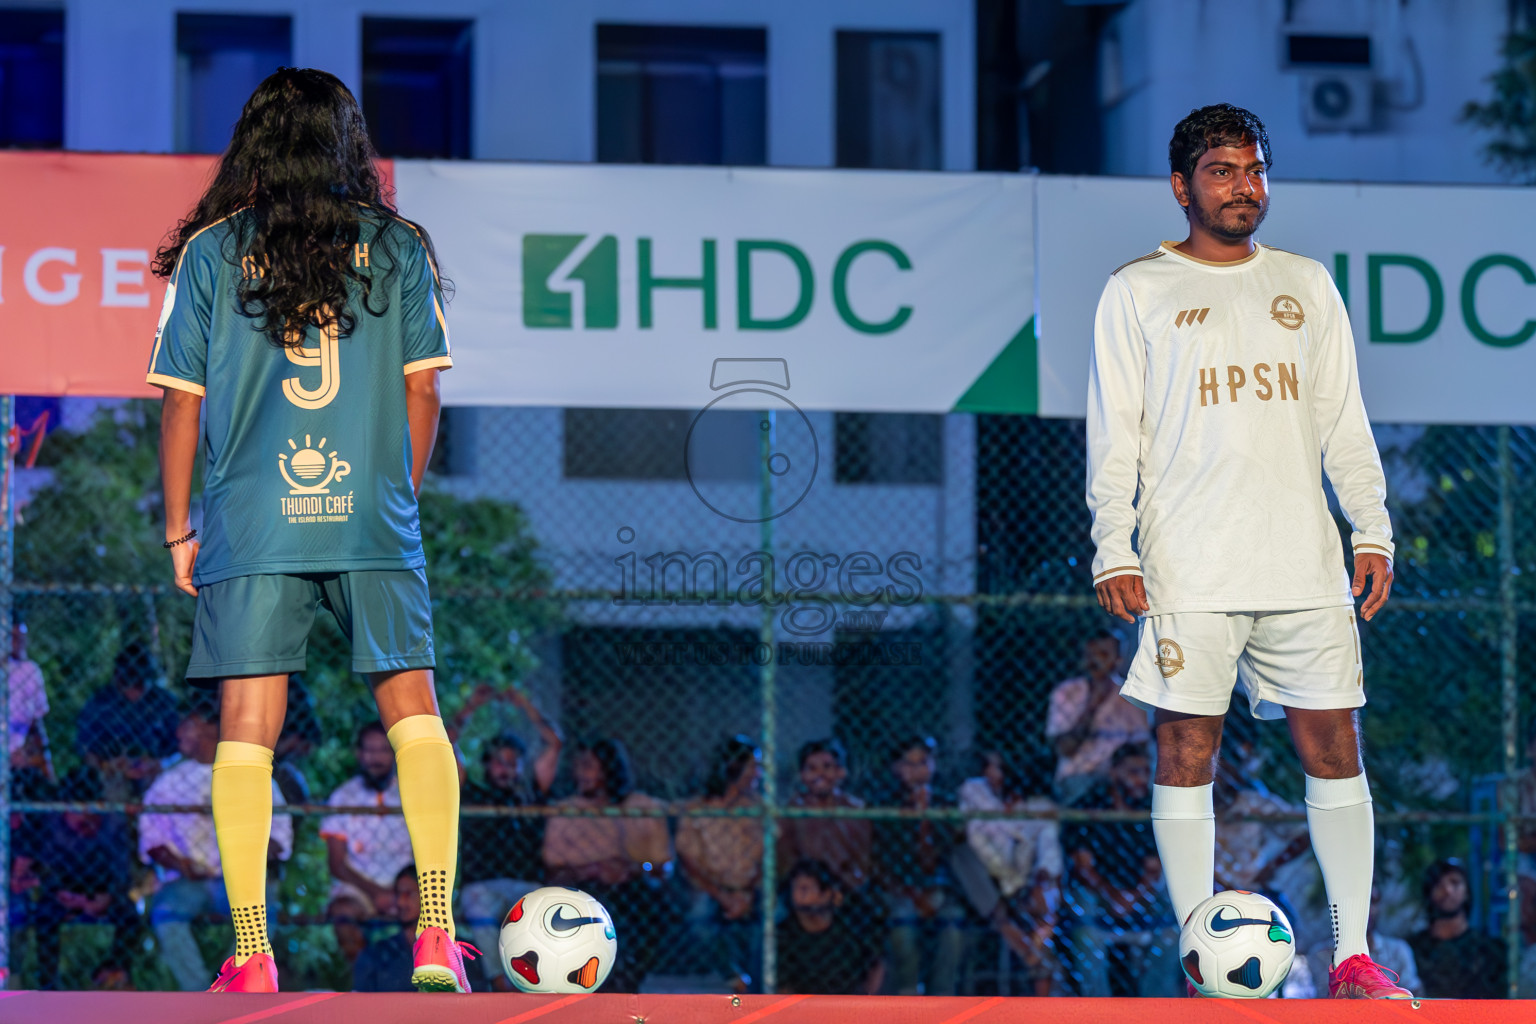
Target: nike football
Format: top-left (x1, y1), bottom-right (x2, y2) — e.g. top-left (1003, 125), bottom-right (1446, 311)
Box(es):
top-left (1178, 890), bottom-right (1295, 998)
top-left (498, 886), bottom-right (618, 993)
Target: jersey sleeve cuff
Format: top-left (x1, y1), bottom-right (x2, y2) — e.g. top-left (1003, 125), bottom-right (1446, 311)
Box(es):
top-left (1351, 537), bottom-right (1395, 561)
top-left (404, 356), bottom-right (453, 375)
top-left (1092, 563), bottom-right (1143, 583)
top-left (146, 373), bottom-right (207, 396)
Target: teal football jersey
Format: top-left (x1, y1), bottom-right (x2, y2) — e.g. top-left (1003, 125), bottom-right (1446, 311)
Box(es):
top-left (148, 210), bottom-right (451, 586)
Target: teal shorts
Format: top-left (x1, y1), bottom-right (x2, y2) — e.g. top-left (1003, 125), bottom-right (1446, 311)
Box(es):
top-left (187, 569), bottom-right (435, 686)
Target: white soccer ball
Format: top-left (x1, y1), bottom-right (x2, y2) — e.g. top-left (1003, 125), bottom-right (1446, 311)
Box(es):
top-left (497, 886), bottom-right (618, 993)
top-left (1179, 890), bottom-right (1296, 998)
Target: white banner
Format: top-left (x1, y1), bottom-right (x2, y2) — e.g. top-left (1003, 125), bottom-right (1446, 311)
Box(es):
top-left (395, 161), bottom-right (1035, 413)
top-left (1036, 176), bottom-right (1536, 424)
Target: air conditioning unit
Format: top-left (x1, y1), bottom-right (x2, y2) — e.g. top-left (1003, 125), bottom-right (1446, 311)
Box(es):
top-left (1300, 71), bottom-right (1375, 132)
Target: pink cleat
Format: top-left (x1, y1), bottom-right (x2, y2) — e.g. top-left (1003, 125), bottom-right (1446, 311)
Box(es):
top-left (1328, 954), bottom-right (1414, 999)
top-left (208, 953), bottom-right (279, 993)
top-left (412, 926), bottom-right (481, 993)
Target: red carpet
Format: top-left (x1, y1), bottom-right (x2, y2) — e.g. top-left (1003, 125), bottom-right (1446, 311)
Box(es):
top-left (0, 992), bottom-right (1525, 1024)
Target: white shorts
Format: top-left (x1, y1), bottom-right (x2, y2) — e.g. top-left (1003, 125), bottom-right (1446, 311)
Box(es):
top-left (1121, 607), bottom-right (1364, 721)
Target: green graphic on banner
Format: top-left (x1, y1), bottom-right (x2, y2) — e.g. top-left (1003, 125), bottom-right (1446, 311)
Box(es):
top-left (953, 317), bottom-right (1037, 415)
top-left (523, 233), bottom-right (620, 329)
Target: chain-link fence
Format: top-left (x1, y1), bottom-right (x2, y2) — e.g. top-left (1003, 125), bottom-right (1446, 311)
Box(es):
top-left (2, 398), bottom-right (1532, 997)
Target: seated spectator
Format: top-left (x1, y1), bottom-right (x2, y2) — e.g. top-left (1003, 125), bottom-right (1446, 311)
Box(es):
top-left (139, 702), bottom-right (293, 991)
top-left (1512, 720), bottom-right (1536, 890)
top-left (777, 739), bottom-right (873, 911)
top-left (460, 692), bottom-right (562, 991)
top-left (776, 859), bottom-right (884, 995)
top-left (77, 642), bottom-right (179, 799)
top-left (543, 738), bottom-right (672, 992)
top-left (1045, 631), bottom-right (1149, 807)
top-left (1060, 742), bottom-right (1178, 998)
top-left (272, 674), bottom-right (322, 806)
top-left (1518, 875), bottom-right (1536, 998)
top-left (8, 615), bottom-right (52, 784)
top-left (1409, 859), bottom-right (1506, 999)
top-left (954, 750), bottom-right (1061, 995)
top-left (321, 721), bottom-right (414, 920)
top-left (354, 865), bottom-right (424, 993)
top-left (328, 894), bottom-right (371, 974)
top-left (873, 735), bottom-right (965, 996)
top-left (25, 767), bottom-right (138, 990)
top-left (676, 735), bottom-right (764, 994)
top-left (91, 959), bottom-right (136, 991)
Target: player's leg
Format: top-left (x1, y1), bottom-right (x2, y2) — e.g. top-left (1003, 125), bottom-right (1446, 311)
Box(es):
top-left (1244, 608), bottom-right (1409, 998)
top-left (1123, 613), bottom-right (1251, 927)
top-left (191, 573), bottom-right (317, 989)
top-left (214, 674), bottom-right (288, 973)
top-left (1151, 710), bottom-right (1222, 925)
top-left (321, 569), bottom-right (468, 991)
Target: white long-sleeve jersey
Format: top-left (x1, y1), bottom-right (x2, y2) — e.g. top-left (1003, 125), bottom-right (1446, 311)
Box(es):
top-left (1086, 241), bottom-right (1393, 614)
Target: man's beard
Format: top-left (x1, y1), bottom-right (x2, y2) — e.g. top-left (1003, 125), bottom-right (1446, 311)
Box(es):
top-left (362, 768), bottom-right (393, 791)
top-left (1192, 194), bottom-right (1268, 241)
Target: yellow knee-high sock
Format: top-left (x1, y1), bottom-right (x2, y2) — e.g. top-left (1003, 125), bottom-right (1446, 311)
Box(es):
top-left (212, 741), bottom-right (276, 964)
top-left (387, 715), bottom-right (460, 938)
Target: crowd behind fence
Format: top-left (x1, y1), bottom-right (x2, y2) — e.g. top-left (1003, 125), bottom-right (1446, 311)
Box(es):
top-left (2, 399), bottom-right (1534, 997)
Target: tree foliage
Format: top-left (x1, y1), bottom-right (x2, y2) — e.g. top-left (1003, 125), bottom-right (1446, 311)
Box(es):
top-left (1463, 29), bottom-right (1536, 183)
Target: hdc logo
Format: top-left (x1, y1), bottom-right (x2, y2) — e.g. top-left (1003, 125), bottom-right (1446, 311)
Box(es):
top-left (521, 233), bottom-right (913, 334)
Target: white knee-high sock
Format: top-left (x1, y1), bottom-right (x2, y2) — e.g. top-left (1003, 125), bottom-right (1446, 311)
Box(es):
top-left (1151, 783), bottom-right (1215, 926)
top-left (1305, 773), bottom-right (1374, 966)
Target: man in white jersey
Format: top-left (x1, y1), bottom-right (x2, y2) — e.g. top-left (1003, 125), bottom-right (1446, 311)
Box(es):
top-left (1085, 104), bottom-right (1410, 1000)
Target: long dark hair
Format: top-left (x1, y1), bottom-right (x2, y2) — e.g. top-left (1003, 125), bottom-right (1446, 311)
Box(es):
top-left (153, 67), bottom-right (439, 348)
top-left (704, 734), bottom-right (760, 798)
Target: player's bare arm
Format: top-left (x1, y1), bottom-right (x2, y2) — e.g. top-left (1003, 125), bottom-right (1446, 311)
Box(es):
top-left (405, 366), bottom-right (441, 496)
top-left (160, 388), bottom-right (203, 596)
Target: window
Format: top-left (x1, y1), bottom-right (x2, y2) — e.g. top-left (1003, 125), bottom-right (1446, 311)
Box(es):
top-left (0, 8), bottom-right (63, 148)
top-left (597, 24), bottom-right (766, 166)
top-left (176, 15), bottom-right (292, 154)
top-left (836, 31), bottom-right (942, 170)
top-left (834, 412), bottom-right (943, 485)
top-left (563, 407), bottom-right (760, 481)
top-left (362, 18), bottom-right (473, 159)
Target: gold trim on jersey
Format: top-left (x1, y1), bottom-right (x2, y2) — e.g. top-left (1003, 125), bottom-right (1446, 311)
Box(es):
top-left (146, 372), bottom-right (207, 397)
top-left (1112, 250), bottom-right (1165, 276)
top-left (1354, 542), bottom-right (1393, 557)
top-left (1093, 565), bottom-right (1143, 581)
top-left (404, 356), bottom-right (454, 375)
top-left (1159, 241), bottom-right (1262, 267)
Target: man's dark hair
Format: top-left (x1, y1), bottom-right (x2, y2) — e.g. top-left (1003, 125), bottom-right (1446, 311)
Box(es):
top-left (1422, 858), bottom-right (1470, 912)
top-left (1168, 103), bottom-right (1274, 199)
top-left (396, 863), bottom-right (418, 887)
top-left (1084, 629), bottom-right (1120, 648)
top-left (785, 858), bottom-right (841, 894)
top-left (111, 641), bottom-right (161, 691)
top-left (152, 67), bottom-right (445, 349)
top-left (578, 737), bottom-right (634, 801)
top-left (1111, 741), bottom-right (1151, 767)
top-left (892, 734), bottom-right (937, 763)
top-left (484, 731), bottom-right (528, 761)
top-left (181, 697), bottom-right (219, 726)
top-left (355, 720), bottom-right (388, 746)
top-left (705, 734), bottom-right (760, 798)
top-left (798, 737), bottom-right (847, 771)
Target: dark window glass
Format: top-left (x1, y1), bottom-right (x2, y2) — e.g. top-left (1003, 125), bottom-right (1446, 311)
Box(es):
top-left (0, 9), bottom-right (64, 149)
top-left (362, 18), bottom-right (473, 159)
top-left (836, 31), bottom-right (942, 170)
top-left (563, 407), bottom-right (760, 481)
top-left (176, 14), bottom-right (292, 154)
top-left (596, 24), bottom-right (766, 166)
top-left (834, 412), bottom-right (943, 485)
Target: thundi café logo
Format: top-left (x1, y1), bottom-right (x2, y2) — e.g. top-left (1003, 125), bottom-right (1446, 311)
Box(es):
top-left (520, 234), bottom-right (915, 335)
